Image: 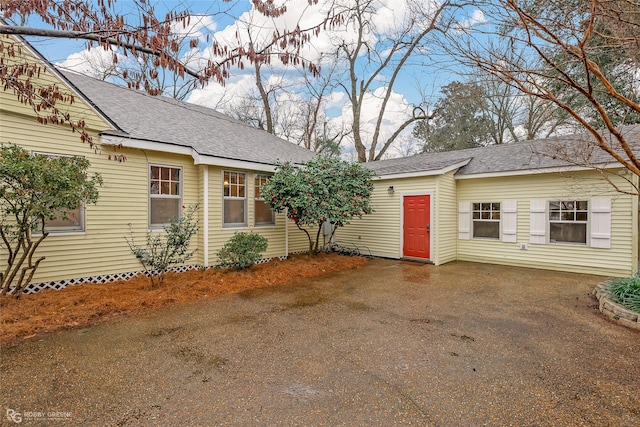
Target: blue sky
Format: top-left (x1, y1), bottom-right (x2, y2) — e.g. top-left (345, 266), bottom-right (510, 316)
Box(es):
top-left (18, 0), bottom-right (484, 159)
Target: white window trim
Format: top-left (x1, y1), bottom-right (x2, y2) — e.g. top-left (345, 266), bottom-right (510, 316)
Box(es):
top-left (548, 200), bottom-right (589, 246)
top-left (223, 170), bottom-right (248, 228)
top-left (471, 202), bottom-right (502, 240)
top-left (149, 164), bottom-right (183, 230)
top-left (254, 173), bottom-right (275, 227)
top-left (31, 151), bottom-right (86, 235)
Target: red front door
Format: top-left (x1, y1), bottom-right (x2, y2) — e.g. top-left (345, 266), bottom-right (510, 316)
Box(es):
top-left (403, 195), bottom-right (431, 259)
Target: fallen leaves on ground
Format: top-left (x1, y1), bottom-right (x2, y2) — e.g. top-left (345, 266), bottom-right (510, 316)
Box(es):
top-left (0, 253), bottom-right (367, 344)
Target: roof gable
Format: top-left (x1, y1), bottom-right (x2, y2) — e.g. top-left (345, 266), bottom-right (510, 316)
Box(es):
top-left (0, 34), bottom-right (114, 133)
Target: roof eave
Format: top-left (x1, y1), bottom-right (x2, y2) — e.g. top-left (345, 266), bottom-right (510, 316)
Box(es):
top-left (100, 134), bottom-right (300, 172)
top-left (455, 162), bottom-right (627, 179)
top-left (372, 159), bottom-right (472, 180)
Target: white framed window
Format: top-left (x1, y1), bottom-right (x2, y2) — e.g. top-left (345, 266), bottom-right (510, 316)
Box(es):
top-left (549, 200), bottom-right (588, 244)
top-left (254, 174), bottom-right (275, 226)
top-left (32, 152), bottom-right (85, 234)
top-left (149, 165), bottom-right (182, 229)
top-left (223, 171), bottom-right (247, 227)
top-left (472, 202), bottom-right (501, 239)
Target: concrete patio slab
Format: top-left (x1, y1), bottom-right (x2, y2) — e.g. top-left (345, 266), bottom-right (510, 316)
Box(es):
top-left (1, 260), bottom-right (638, 426)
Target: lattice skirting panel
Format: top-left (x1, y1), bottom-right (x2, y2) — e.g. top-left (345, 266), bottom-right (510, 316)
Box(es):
top-left (22, 255), bottom-right (297, 294)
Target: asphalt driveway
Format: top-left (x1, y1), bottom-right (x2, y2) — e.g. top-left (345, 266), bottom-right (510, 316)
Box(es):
top-left (1, 259), bottom-right (639, 426)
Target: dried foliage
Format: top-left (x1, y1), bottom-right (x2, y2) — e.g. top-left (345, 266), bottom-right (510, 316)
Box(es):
top-left (0, 253), bottom-right (367, 344)
top-left (0, 0), bottom-right (335, 145)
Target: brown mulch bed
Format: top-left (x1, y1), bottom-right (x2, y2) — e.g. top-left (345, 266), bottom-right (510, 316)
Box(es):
top-left (0, 253), bottom-right (367, 344)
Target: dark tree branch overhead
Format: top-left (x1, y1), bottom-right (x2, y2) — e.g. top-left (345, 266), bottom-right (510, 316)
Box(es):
top-left (0, 0), bottom-right (336, 150)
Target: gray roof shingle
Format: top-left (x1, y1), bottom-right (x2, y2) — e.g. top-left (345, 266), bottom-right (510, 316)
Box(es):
top-left (60, 70), bottom-right (316, 166)
top-left (367, 126), bottom-right (640, 177)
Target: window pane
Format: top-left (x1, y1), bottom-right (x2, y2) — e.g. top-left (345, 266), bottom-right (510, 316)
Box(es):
top-left (170, 182), bottom-right (179, 195)
top-left (482, 203), bottom-right (491, 210)
top-left (238, 186), bottom-right (245, 198)
top-left (255, 200), bottom-right (275, 225)
top-left (151, 167), bottom-right (160, 180)
top-left (549, 211), bottom-right (560, 221)
top-left (577, 201), bottom-right (588, 210)
top-left (491, 211), bottom-right (500, 220)
top-left (473, 221), bottom-right (499, 239)
top-left (231, 186), bottom-right (237, 197)
top-left (161, 168), bottom-right (170, 180)
top-left (150, 181), bottom-right (160, 195)
top-left (576, 212), bottom-right (587, 221)
top-left (224, 199), bottom-right (245, 225)
top-left (561, 211), bottom-right (574, 221)
top-left (472, 212), bottom-right (480, 220)
top-left (550, 223), bottom-right (586, 244)
top-left (492, 203), bottom-right (500, 211)
top-left (44, 207), bottom-right (83, 231)
top-left (161, 181), bottom-right (170, 194)
top-left (172, 168), bottom-right (180, 181)
top-left (473, 203), bottom-right (480, 210)
top-left (150, 198), bottom-right (180, 226)
top-left (481, 211), bottom-right (490, 220)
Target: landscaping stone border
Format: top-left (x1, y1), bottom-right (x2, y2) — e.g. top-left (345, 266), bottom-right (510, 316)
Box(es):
top-left (593, 283), bottom-right (640, 331)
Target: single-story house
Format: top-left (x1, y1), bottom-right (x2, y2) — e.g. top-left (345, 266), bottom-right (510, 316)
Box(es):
top-left (0, 35), bottom-right (316, 293)
top-left (2, 35), bottom-right (638, 294)
top-left (336, 132), bottom-right (639, 277)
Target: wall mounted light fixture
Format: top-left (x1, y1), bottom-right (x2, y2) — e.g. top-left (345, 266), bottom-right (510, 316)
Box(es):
top-left (387, 186), bottom-right (395, 194)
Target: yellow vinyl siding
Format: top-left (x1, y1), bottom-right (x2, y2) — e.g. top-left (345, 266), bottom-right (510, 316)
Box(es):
top-left (1, 114), bottom-right (201, 283)
top-left (434, 171), bottom-right (458, 265)
top-left (206, 167), bottom-right (291, 265)
top-left (0, 35), bottom-right (110, 133)
top-left (456, 170), bottom-right (637, 277)
top-left (336, 176), bottom-right (442, 262)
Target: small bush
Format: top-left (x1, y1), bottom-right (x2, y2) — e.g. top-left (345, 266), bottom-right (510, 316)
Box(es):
top-left (126, 204), bottom-right (199, 287)
top-left (607, 272), bottom-right (640, 313)
top-left (215, 232), bottom-right (268, 270)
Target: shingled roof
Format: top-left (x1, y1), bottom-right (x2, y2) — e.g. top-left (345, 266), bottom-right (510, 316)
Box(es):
top-left (60, 70), bottom-right (316, 166)
top-left (366, 126), bottom-right (640, 177)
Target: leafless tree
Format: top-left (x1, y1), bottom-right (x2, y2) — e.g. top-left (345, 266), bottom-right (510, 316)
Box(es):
top-left (328, 0), bottom-right (459, 162)
top-left (445, 0), bottom-right (640, 185)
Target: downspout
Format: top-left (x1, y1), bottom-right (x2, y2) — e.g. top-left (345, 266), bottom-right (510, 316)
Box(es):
top-left (203, 165), bottom-right (209, 267)
top-left (285, 207), bottom-right (289, 258)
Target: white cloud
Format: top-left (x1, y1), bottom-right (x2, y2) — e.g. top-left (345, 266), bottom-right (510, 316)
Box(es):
top-left (56, 48), bottom-right (121, 79)
top-left (453, 9), bottom-right (487, 33)
top-left (332, 86), bottom-right (417, 158)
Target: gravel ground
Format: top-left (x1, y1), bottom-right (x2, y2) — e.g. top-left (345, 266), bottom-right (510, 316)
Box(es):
top-left (1, 259), bottom-right (639, 426)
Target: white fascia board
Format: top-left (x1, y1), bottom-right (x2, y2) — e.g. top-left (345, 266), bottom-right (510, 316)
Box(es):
top-left (454, 163), bottom-right (624, 180)
top-left (100, 134), bottom-right (277, 172)
top-left (372, 159), bottom-right (471, 180)
top-left (13, 36), bottom-right (118, 131)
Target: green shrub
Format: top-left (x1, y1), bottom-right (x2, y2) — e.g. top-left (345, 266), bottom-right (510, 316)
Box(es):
top-left (126, 204), bottom-right (199, 287)
top-left (215, 232), bottom-right (268, 270)
top-left (607, 272), bottom-right (640, 313)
